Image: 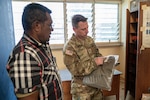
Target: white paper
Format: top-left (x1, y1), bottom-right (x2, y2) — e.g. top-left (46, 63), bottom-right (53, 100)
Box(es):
top-left (142, 5), bottom-right (150, 48)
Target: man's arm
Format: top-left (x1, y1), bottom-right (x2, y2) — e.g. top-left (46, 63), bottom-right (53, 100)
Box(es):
top-left (7, 52), bottom-right (41, 100)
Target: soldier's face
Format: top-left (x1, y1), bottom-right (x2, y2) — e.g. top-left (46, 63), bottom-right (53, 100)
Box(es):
top-left (73, 21), bottom-right (89, 39)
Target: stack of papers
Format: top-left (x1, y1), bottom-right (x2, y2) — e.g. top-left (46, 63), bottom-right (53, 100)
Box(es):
top-left (104, 55), bottom-right (119, 66)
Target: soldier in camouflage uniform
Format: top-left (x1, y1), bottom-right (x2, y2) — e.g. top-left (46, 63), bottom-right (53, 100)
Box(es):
top-left (63, 14), bottom-right (105, 100)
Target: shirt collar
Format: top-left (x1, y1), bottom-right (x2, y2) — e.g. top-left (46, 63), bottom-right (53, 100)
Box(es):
top-left (23, 34), bottom-right (48, 47)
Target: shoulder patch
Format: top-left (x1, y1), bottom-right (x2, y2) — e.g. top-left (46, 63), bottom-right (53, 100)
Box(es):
top-left (65, 49), bottom-right (73, 56)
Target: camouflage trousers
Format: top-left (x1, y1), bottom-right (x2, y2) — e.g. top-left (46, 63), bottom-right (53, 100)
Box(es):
top-left (72, 89), bottom-right (103, 100)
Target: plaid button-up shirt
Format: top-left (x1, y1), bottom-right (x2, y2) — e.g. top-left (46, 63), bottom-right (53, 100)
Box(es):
top-left (7, 34), bottom-right (62, 100)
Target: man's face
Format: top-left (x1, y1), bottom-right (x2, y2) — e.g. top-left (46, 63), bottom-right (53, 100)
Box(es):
top-left (73, 21), bottom-right (89, 39)
top-left (39, 12), bottom-right (53, 43)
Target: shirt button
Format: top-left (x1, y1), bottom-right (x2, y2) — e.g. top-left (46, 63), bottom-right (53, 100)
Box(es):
top-left (29, 88), bottom-right (32, 92)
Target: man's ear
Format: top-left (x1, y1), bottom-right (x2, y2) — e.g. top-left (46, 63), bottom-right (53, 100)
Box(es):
top-left (32, 21), bottom-right (41, 32)
top-left (73, 27), bottom-right (76, 32)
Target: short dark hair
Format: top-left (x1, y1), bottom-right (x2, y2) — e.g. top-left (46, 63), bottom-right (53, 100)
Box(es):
top-left (22, 3), bottom-right (52, 31)
top-left (72, 14), bottom-right (88, 28)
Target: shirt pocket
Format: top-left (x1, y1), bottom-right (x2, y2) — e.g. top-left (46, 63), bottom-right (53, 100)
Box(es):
top-left (40, 79), bottom-right (62, 100)
top-left (76, 45), bottom-right (90, 62)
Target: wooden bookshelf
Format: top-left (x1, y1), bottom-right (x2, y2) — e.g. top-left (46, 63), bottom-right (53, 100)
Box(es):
top-left (125, 1), bottom-right (150, 100)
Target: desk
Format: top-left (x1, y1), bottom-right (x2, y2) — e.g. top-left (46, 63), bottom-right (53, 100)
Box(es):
top-left (102, 70), bottom-right (122, 100)
top-left (59, 69), bottom-right (122, 100)
top-left (59, 69), bottom-right (72, 100)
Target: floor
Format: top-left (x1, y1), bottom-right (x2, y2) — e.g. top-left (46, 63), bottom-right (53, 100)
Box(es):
top-left (104, 77), bottom-right (135, 100)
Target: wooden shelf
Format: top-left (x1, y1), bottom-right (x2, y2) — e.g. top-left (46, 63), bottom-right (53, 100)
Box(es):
top-left (125, 8), bottom-right (138, 99)
top-left (126, 1), bottom-right (150, 100)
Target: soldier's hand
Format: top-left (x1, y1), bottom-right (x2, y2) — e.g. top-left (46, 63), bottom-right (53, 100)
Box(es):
top-left (94, 57), bottom-right (106, 66)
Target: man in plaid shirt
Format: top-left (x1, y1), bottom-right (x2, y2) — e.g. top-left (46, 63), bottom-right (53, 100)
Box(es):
top-left (6, 3), bottom-right (62, 100)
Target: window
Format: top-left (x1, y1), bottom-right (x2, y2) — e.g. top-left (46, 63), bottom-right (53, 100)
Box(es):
top-left (12, 1), bottom-right (31, 44)
top-left (12, 1), bottom-right (64, 44)
top-left (66, 3), bottom-right (93, 40)
top-left (37, 2), bottom-right (64, 44)
top-left (95, 4), bottom-right (119, 42)
top-left (12, 0), bottom-right (121, 48)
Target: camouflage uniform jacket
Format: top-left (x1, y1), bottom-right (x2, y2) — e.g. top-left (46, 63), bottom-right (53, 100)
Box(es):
top-left (63, 34), bottom-right (102, 94)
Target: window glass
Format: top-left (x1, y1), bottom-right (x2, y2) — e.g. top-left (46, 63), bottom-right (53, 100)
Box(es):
top-left (37, 2), bottom-right (64, 44)
top-left (12, 1), bottom-right (64, 44)
top-left (12, 1), bottom-right (120, 46)
top-left (12, 1), bottom-right (31, 44)
top-left (66, 3), bottom-right (93, 40)
top-left (95, 3), bottom-right (119, 42)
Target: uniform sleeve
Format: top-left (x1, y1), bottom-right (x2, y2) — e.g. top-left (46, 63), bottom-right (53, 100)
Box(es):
top-left (90, 41), bottom-right (102, 57)
top-left (63, 44), bottom-right (100, 77)
top-left (7, 52), bottom-right (41, 94)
